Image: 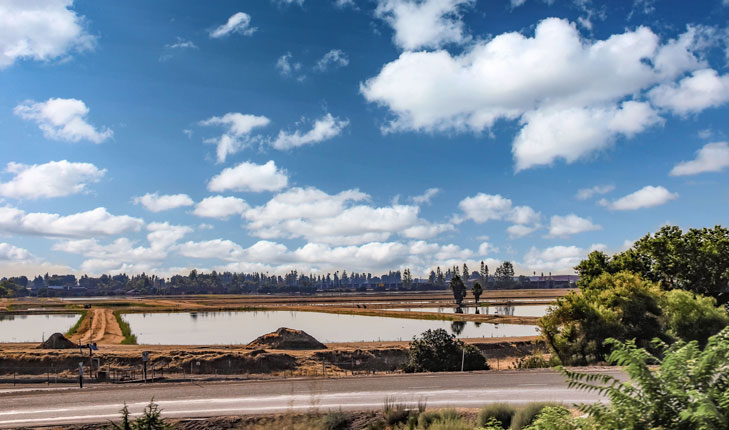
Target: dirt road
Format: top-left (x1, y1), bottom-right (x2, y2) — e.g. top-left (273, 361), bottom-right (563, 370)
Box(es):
top-left (70, 308), bottom-right (124, 345)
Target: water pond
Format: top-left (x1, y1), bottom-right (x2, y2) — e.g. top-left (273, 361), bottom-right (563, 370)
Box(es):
top-left (122, 310), bottom-right (539, 344)
top-left (386, 304), bottom-right (549, 317)
top-left (0, 313), bottom-right (80, 343)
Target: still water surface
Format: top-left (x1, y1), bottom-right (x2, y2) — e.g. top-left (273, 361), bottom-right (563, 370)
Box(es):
top-left (387, 305), bottom-right (549, 317)
top-left (0, 314), bottom-right (80, 342)
top-left (123, 310), bottom-right (539, 344)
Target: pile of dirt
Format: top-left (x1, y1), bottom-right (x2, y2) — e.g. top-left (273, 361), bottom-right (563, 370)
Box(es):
top-left (247, 327), bottom-right (326, 350)
top-left (38, 332), bottom-right (76, 349)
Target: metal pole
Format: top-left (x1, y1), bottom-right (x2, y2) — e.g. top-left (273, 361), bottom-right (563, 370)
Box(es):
top-left (461, 347), bottom-right (465, 372)
top-left (78, 362), bottom-right (84, 389)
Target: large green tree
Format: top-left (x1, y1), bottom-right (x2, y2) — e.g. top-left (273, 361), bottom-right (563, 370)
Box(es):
top-left (576, 225), bottom-right (729, 303)
top-left (449, 275), bottom-right (466, 305)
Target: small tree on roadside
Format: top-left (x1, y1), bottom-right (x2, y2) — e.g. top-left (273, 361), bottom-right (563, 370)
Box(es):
top-left (472, 282), bottom-right (483, 304)
top-left (450, 275), bottom-right (466, 306)
top-left (404, 329), bottom-right (488, 372)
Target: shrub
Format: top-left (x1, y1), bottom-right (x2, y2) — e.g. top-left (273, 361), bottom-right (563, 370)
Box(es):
top-left (112, 399), bottom-right (170, 430)
top-left (511, 403), bottom-right (561, 429)
top-left (404, 329), bottom-right (488, 372)
top-left (428, 417), bottom-right (472, 430)
top-left (383, 396), bottom-right (410, 426)
top-left (478, 403), bottom-right (516, 428)
top-left (322, 410), bottom-right (348, 430)
top-left (522, 406), bottom-right (596, 430)
top-left (513, 354), bottom-right (553, 369)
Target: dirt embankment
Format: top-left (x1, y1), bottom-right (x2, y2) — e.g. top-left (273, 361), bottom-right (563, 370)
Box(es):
top-left (69, 308), bottom-right (124, 345)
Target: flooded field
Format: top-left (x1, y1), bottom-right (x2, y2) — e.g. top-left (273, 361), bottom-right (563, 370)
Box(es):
top-left (122, 310), bottom-right (539, 344)
top-left (387, 304), bottom-right (549, 317)
top-left (0, 314), bottom-right (80, 343)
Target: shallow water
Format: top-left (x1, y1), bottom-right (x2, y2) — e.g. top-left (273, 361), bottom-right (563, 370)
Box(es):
top-left (386, 304), bottom-right (549, 317)
top-left (0, 313), bottom-right (80, 343)
top-left (122, 310), bottom-right (539, 344)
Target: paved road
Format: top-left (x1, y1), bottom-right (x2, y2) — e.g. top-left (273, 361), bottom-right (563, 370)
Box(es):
top-left (0, 369), bottom-right (622, 428)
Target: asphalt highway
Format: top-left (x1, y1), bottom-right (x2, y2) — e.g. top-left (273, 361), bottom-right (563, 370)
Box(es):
top-left (0, 369), bottom-right (622, 428)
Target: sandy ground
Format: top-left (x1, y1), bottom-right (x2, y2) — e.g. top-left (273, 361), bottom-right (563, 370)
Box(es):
top-left (69, 309), bottom-right (124, 345)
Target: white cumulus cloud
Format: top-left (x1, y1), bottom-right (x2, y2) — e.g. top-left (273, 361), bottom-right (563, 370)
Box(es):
top-left (649, 69), bottom-right (729, 116)
top-left (209, 12), bottom-right (256, 38)
top-left (193, 196), bottom-right (249, 219)
top-left (576, 184), bottom-right (614, 200)
top-left (602, 185), bottom-right (678, 210)
top-left (270, 114), bottom-right (349, 150)
top-left (133, 192), bottom-right (194, 212)
top-left (547, 214), bottom-right (602, 238)
top-left (0, 160), bottom-right (105, 199)
top-left (374, 0), bottom-right (474, 50)
top-left (0, 242), bottom-right (33, 261)
top-left (208, 160), bottom-right (288, 193)
top-left (670, 142), bottom-right (729, 176)
top-left (14, 98), bottom-right (112, 143)
top-left (0, 0), bottom-right (95, 69)
top-left (0, 206), bottom-right (143, 238)
top-left (457, 193), bottom-right (540, 237)
top-left (199, 113), bottom-right (271, 163)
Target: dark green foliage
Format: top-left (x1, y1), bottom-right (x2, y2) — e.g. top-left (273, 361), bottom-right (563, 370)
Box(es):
top-left (494, 262), bottom-right (515, 287)
top-left (575, 225), bottom-right (729, 303)
top-left (478, 403), bottom-right (516, 428)
top-left (513, 353), bottom-right (554, 369)
top-left (662, 289), bottom-right (729, 346)
top-left (114, 311), bottom-right (138, 345)
top-left (404, 329), bottom-right (488, 372)
top-left (65, 311), bottom-right (87, 337)
top-left (522, 406), bottom-right (595, 430)
top-left (511, 403), bottom-right (561, 429)
top-left (322, 410), bottom-right (348, 430)
top-left (449, 275), bottom-right (466, 305)
top-left (560, 326), bottom-right (729, 429)
top-left (111, 400), bottom-right (170, 430)
top-left (472, 282), bottom-right (483, 303)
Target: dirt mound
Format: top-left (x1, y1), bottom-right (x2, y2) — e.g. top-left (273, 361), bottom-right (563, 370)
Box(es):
top-left (38, 333), bottom-right (76, 349)
top-left (248, 327), bottom-right (326, 350)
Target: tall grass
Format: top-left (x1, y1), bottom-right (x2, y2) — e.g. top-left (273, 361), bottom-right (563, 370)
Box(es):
top-left (114, 311), bottom-right (138, 345)
top-left (65, 311), bottom-right (87, 337)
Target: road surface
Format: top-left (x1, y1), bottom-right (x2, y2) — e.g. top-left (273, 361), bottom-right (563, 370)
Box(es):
top-left (0, 369), bottom-right (622, 428)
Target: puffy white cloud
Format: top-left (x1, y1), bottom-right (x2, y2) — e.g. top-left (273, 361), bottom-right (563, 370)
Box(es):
top-left (410, 188), bottom-right (440, 205)
top-left (522, 245), bottom-right (588, 273)
top-left (374, 0), bottom-right (474, 50)
top-left (0, 206), bottom-right (143, 238)
top-left (0, 160), bottom-right (105, 199)
top-left (199, 113), bottom-right (270, 163)
top-left (133, 192), bottom-right (194, 212)
top-left (209, 12), bottom-right (256, 38)
top-left (243, 186), bottom-right (451, 245)
top-left (670, 142), bottom-right (729, 176)
top-left (601, 185), bottom-right (678, 210)
top-left (207, 160), bottom-right (288, 193)
top-left (53, 222), bottom-right (192, 274)
top-left (547, 214), bottom-right (602, 238)
top-left (478, 241), bottom-right (497, 255)
top-left (0, 242), bottom-right (33, 261)
top-left (14, 98), bottom-right (112, 143)
top-left (576, 184), bottom-right (614, 200)
top-left (0, 0), bottom-right (95, 69)
top-left (513, 101), bottom-right (662, 170)
top-left (270, 114), bottom-right (349, 150)
top-left (457, 193), bottom-right (540, 236)
top-left (649, 69), bottom-right (729, 115)
top-left (193, 196), bottom-right (249, 219)
top-left (315, 49), bottom-right (349, 72)
top-left (178, 239), bottom-right (245, 261)
top-left (362, 19), bottom-right (713, 170)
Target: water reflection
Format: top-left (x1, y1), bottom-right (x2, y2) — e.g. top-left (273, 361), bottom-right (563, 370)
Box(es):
top-left (387, 304), bottom-right (548, 317)
top-left (123, 311), bottom-right (538, 345)
top-left (0, 314), bottom-right (79, 342)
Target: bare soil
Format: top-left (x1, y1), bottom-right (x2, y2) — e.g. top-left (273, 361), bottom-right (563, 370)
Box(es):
top-left (68, 308), bottom-right (124, 345)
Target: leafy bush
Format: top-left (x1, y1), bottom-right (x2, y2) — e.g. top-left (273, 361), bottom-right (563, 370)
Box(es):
top-left (321, 410), bottom-right (348, 430)
top-left (522, 406), bottom-right (596, 430)
top-left (513, 354), bottom-right (555, 369)
top-left (511, 403), bottom-right (561, 429)
top-left (661, 289), bottom-right (729, 346)
top-left (478, 403), bottom-right (516, 428)
top-left (404, 329), bottom-right (488, 372)
top-left (111, 400), bottom-right (170, 430)
top-left (562, 326), bottom-right (729, 429)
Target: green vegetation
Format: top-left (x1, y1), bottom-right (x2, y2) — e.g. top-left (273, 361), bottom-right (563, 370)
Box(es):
top-left (472, 282), bottom-right (483, 303)
top-left (64, 310), bottom-right (87, 337)
top-left (477, 404), bottom-right (516, 428)
top-left (404, 328), bottom-right (488, 372)
top-left (114, 311), bottom-right (138, 345)
top-left (449, 275), bottom-right (466, 306)
top-left (111, 400), bottom-right (170, 430)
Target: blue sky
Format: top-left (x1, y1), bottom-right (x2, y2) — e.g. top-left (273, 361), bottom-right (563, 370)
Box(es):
top-left (0, 0), bottom-right (728, 278)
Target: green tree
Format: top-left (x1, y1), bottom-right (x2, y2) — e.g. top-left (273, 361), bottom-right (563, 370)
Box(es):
top-left (661, 289), bottom-right (729, 346)
top-left (494, 261), bottom-right (515, 287)
top-left (404, 328), bottom-right (488, 372)
top-left (449, 275), bottom-right (466, 306)
top-left (576, 225), bottom-right (729, 303)
top-left (472, 282), bottom-right (483, 304)
top-left (539, 272), bottom-right (665, 365)
top-left (462, 263), bottom-right (469, 281)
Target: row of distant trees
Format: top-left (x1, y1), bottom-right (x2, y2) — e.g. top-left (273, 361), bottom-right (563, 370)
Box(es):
top-left (0, 260), bottom-right (529, 297)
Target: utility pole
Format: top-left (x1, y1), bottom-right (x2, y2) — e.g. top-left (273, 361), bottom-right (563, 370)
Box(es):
top-left (78, 362), bottom-right (84, 388)
top-left (461, 347), bottom-right (465, 372)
